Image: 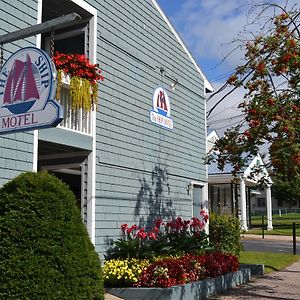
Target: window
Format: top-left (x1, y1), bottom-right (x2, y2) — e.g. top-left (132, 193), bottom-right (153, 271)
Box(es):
top-left (44, 28), bottom-right (86, 55)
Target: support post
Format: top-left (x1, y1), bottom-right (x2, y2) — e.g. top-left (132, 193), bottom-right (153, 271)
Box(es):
top-left (248, 187), bottom-right (252, 229)
top-left (240, 178), bottom-right (248, 231)
top-left (265, 184), bottom-right (273, 230)
top-left (293, 222), bottom-right (296, 255)
top-left (262, 215), bottom-right (265, 239)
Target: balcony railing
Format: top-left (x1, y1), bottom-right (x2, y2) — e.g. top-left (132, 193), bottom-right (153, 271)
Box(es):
top-left (58, 73), bottom-right (93, 135)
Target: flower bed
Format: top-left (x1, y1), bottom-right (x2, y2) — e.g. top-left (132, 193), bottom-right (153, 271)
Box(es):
top-left (107, 269), bottom-right (251, 300)
top-left (106, 212), bottom-right (210, 260)
top-left (104, 253), bottom-right (239, 288)
top-left (103, 213), bottom-right (247, 298)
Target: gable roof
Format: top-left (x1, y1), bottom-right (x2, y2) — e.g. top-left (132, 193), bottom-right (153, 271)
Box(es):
top-left (207, 129), bottom-right (219, 142)
top-left (151, 0), bottom-right (213, 93)
top-left (208, 153), bottom-right (271, 184)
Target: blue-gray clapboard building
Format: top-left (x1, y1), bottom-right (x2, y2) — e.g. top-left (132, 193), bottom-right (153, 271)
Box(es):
top-left (0, 0), bottom-right (212, 255)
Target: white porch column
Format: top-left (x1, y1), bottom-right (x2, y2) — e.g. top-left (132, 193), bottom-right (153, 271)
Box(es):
top-left (202, 183), bottom-right (209, 235)
top-left (240, 178), bottom-right (248, 231)
top-left (266, 184), bottom-right (273, 230)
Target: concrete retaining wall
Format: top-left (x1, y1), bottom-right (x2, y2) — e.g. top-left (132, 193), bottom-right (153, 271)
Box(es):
top-left (107, 269), bottom-right (251, 300)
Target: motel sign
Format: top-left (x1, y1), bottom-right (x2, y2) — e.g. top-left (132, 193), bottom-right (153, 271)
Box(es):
top-left (0, 47), bottom-right (63, 134)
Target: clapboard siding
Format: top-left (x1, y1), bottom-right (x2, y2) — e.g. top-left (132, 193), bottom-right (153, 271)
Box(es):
top-left (92, 0), bottom-right (207, 254)
top-left (0, 0), bottom-right (208, 256)
top-left (0, 2), bottom-right (37, 186)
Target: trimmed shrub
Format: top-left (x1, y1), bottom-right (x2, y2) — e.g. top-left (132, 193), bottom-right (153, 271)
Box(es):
top-left (0, 171), bottom-right (104, 300)
top-left (209, 213), bottom-right (243, 256)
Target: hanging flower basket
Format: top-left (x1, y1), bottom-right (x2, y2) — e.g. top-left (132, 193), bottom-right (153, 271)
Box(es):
top-left (52, 52), bottom-right (104, 111)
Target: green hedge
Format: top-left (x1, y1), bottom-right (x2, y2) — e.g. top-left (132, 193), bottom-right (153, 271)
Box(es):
top-left (209, 213), bottom-right (243, 256)
top-left (0, 171), bottom-right (104, 299)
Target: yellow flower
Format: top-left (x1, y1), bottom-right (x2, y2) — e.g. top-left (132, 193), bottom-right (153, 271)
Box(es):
top-left (103, 258), bottom-right (150, 287)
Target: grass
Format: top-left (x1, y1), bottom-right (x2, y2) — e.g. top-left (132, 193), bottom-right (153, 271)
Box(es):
top-left (239, 251), bottom-right (300, 273)
top-left (251, 213), bottom-right (300, 226)
top-left (245, 228), bottom-right (300, 236)
top-left (246, 212), bottom-right (300, 236)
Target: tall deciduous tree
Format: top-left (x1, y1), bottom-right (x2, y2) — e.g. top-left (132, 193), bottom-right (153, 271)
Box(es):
top-left (208, 3), bottom-right (300, 201)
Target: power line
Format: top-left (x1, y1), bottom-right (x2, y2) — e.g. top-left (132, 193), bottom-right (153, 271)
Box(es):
top-left (210, 119), bottom-right (246, 131)
top-left (208, 113), bottom-right (245, 125)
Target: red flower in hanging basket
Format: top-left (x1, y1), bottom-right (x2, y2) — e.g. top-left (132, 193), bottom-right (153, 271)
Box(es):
top-left (52, 51), bottom-right (104, 83)
top-left (52, 52), bottom-right (104, 111)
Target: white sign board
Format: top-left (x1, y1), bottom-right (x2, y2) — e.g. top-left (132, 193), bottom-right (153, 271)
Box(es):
top-left (150, 87), bottom-right (173, 130)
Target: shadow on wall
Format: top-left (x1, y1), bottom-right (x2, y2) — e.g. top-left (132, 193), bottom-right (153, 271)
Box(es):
top-left (135, 164), bottom-right (175, 229)
top-left (103, 164), bottom-right (176, 255)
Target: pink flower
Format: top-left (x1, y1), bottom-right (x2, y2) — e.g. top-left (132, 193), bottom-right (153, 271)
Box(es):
top-left (190, 217), bottom-right (200, 227)
top-left (154, 218), bottom-right (163, 228)
top-left (126, 224), bottom-right (137, 235)
top-left (121, 224), bottom-right (128, 232)
top-left (136, 228), bottom-right (147, 240)
top-left (152, 226), bottom-right (159, 234)
top-left (148, 232), bottom-right (157, 240)
top-left (200, 210), bottom-right (209, 222)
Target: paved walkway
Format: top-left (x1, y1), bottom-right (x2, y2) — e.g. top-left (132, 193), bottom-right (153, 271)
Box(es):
top-left (210, 258), bottom-right (300, 299)
top-left (105, 293), bottom-right (123, 300)
top-left (242, 234), bottom-right (294, 242)
top-left (210, 234), bottom-right (300, 299)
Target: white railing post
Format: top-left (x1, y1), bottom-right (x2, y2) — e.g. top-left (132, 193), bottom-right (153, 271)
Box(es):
top-left (57, 74), bottom-right (92, 135)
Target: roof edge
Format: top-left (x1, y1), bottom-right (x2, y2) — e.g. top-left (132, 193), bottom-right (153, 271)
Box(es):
top-left (151, 0), bottom-right (214, 93)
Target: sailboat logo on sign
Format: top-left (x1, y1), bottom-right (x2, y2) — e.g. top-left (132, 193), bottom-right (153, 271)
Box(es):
top-left (0, 47), bottom-right (63, 134)
top-left (3, 54), bottom-right (40, 114)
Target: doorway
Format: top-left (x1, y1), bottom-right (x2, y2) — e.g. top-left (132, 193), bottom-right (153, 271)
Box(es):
top-left (193, 184), bottom-right (203, 217)
top-left (38, 140), bottom-right (90, 223)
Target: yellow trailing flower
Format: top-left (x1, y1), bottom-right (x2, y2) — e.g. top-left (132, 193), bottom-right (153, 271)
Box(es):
top-left (70, 76), bottom-right (93, 111)
top-left (56, 70), bottom-right (62, 101)
top-left (52, 52), bottom-right (103, 111)
top-left (55, 72), bottom-right (96, 111)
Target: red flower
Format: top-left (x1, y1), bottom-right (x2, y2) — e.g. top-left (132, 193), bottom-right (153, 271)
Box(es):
top-left (136, 253), bottom-right (239, 288)
top-left (200, 210), bottom-right (209, 222)
top-left (244, 130), bottom-right (251, 138)
top-left (267, 98), bottom-right (276, 106)
top-left (126, 224), bottom-right (137, 235)
top-left (136, 228), bottom-right (147, 240)
top-left (248, 109), bottom-right (257, 114)
top-left (249, 119), bottom-right (260, 127)
top-left (281, 53), bottom-right (292, 63)
top-left (52, 51), bottom-right (104, 82)
top-left (256, 61), bottom-right (266, 74)
top-left (154, 218), bottom-right (163, 228)
top-left (148, 232), bottom-right (157, 240)
top-left (152, 226), bottom-right (159, 234)
top-left (121, 224), bottom-right (128, 232)
top-left (282, 126), bottom-right (289, 133)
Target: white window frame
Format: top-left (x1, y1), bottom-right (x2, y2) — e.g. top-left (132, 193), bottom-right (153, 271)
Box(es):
top-left (190, 181), bottom-right (209, 234)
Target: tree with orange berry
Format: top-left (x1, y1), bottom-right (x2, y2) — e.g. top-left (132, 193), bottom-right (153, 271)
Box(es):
top-left (208, 3), bottom-right (300, 202)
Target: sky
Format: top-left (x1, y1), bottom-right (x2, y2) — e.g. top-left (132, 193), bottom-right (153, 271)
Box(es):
top-left (156, 0), bottom-right (297, 134)
top-left (157, 0), bottom-right (250, 83)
